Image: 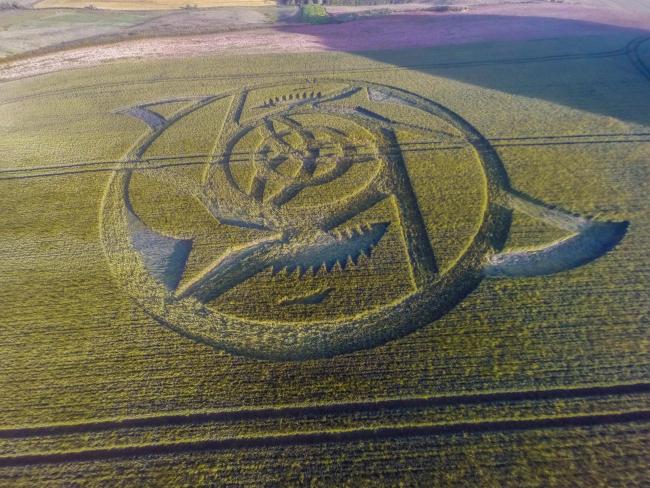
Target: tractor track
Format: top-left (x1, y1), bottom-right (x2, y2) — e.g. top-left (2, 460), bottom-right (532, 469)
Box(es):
top-left (1, 381), bottom-right (648, 440)
top-left (0, 408), bottom-right (648, 467)
top-left (2, 133), bottom-right (649, 182)
top-left (626, 36), bottom-right (650, 82)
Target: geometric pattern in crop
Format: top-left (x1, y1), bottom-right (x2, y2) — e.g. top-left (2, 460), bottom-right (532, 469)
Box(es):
top-left (100, 80), bottom-right (628, 360)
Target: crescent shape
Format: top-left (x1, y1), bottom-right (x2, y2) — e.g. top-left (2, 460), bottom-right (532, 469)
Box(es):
top-left (485, 192), bottom-right (628, 278)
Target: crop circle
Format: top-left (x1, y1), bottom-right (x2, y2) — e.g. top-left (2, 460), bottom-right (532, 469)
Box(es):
top-left (100, 80), bottom-right (509, 360)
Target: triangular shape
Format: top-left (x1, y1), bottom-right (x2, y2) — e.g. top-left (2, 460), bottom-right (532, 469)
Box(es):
top-left (504, 208), bottom-right (576, 250)
top-left (127, 208), bottom-right (192, 291)
top-left (143, 99), bottom-right (197, 120)
top-left (486, 193), bottom-right (628, 278)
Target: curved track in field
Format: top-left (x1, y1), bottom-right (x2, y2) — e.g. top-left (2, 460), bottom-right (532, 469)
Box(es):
top-left (626, 36), bottom-right (650, 82)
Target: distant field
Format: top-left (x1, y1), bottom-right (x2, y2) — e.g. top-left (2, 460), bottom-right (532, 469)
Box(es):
top-left (0, 9), bottom-right (158, 58)
top-left (0, 5), bottom-right (281, 60)
top-left (34, 0), bottom-right (275, 9)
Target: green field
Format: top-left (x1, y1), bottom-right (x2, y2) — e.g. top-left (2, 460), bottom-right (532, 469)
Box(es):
top-left (0, 32), bottom-right (649, 485)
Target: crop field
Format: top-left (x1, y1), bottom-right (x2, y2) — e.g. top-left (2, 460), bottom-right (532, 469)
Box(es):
top-left (0, 7), bottom-right (650, 486)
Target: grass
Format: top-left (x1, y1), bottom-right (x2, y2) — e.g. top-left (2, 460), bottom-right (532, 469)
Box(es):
top-left (0, 35), bottom-right (648, 483)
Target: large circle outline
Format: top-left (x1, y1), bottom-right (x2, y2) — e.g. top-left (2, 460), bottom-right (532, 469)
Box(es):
top-left (100, 79), bottom-right (510, 360)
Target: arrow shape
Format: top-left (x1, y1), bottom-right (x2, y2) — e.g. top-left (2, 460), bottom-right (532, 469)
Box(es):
top-left (174, 222), bottom-right (390, 303)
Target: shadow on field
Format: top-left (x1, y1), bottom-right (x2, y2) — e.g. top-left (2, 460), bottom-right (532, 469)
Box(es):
top-left (277, 13), bottom-right (650, 126)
